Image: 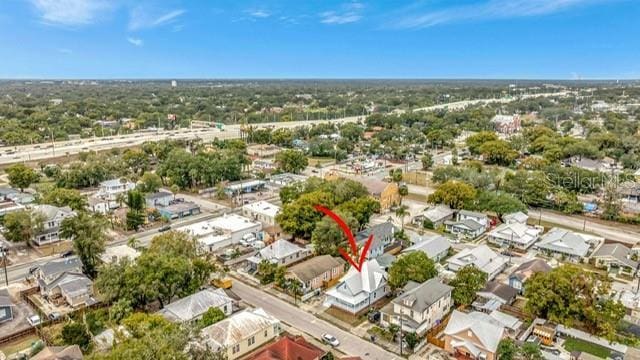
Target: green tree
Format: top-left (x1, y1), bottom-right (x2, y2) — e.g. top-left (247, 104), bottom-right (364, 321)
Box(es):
top-left (125, 190), bottom-right (146, 231)
top-left (277, 191), bottom-right (333, 240)
top-left (311, 209), bottom-right (358, 256)
top-left (2, 210), bottom-right (44, 246)
top-left (395, 205), bottom-right (409, 230)
top-left (450, 266), bottom-right (487, 306)
top-left (428, 180), bottom-right (477, 209)
top-left (520, 343), bottom-right (544, 360)
top-left (497, 338), bottom-right (518, 360)
top-left (62, 322), bottom-right (91, 351)
top-left (275, 149), bottom-right (309, 174)
top-left (421, 154), bottom-right (434, 170)
top-left (466, 131), bottom-right (499, 155)
top-left (479, 140), bottom-right (519, 166)
top-left (60, 212), bottom-right (108, 278)
top-left (199, 307), bottom-right (226, 328)
top-left (404, 332), bottom-right (419, 351)
top-left (40, 187), bottom-right (88, 211)
top-left (388, 252), bottom-right (437, 290)
top-left (473, 191), bottom-right (526, 219)
top-left (138, 173), bottom-right (163, 193)
top-left (389, 169), bottom-right (403, 184)
top-left (398, 185), bottom-right (409, 205)
top-left (6, 163), bottom-right (40, 192)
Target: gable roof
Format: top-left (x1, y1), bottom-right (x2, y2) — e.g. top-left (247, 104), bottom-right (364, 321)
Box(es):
top-left (444, 310), bottom-right (504, 353)
top-left (356, 221), bottom-right (396, 248)
top-left (359, 179), bottom-right (392, 195)
top-left (341, 259), bottom-right (387, 295)
top-left (477, 281), bottom-right (518, 303)
top-left (592, 243), bottom-right (638, 269)
top-left (32, 204), bottom-right (74, 221)
top-left (159, 288), bottom-right (233, 322)
top-left (419, 205), bottom-right (454, 222)
top-left (31, 345), bottom-right (83, 360)
top-left (404, 235), bottom-right (451, 259)
top-left (458, 210), bottom-right (488, 220)
top-left (445, 219), bottom-right (484, 231)
top-left (287, 255), bottom-right (344, 283)
top-left (447, 245), bottom-right (507, 275)
top-left (537, 228), bottom-right (590, 257)
top-left (258, 240), bottom-right (306, 261)
top-left (393, 278), bottom-right (452, 313)
top-left (37, 257), bottom-right (83, 279)
top-left (503, 211), bottom-right (528, 224)
top-left (510, 259), bottom-right (552, 281)
top-left (245, 335), bottom-right (325, 360)
top-left (202, 308), bottom-right (279, 349)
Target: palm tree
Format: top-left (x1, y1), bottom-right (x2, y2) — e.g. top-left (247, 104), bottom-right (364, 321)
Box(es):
top-left (287, 280), bottom-right (302, 305)
top-left (395, 205), bottom-right (409, 230)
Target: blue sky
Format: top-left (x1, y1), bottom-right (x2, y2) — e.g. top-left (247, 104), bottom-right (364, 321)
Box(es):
top-left (1, 0), bottom-right (639, 79)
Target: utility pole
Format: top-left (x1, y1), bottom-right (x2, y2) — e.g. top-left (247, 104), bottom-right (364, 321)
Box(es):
top-left (399, 315), bottom-right (403, 356)
top-left (1, 246), bottom-right (8, 286)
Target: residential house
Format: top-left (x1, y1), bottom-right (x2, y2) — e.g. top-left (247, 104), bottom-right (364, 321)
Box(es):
top-left (569, 157), bottom-right (622, 174)
top-left (32, 257), bottom-right (83, 283)
top-left (159, 288), bottom-right (234, 323)
top-left (285, 255), bottom-right (345, 297)
top-left (0, 289), bottom-right (14, 324)
top-left (178, 214), bottom-right (262, 253)
top-left (487, 222), bottom-right (543, 250)
top-left (591, 243), bottom-right (638, 277)
top-left (0, 187), bottom-right (35, 205)
top-left (201, 308), bottom-right (281, 360)
top-left (359, 179), bottom-right (400, 211)
top-left (31, 205), bottom-right (76, 246)
top-left (244, 335), bottom-right (326, 360)
top-left (380, 278), bottom-right (453, 336)
top-left (247, 239), bottom-right (311, 270)
top-left (502, 211), bottom-right (528, 225)
top-left (242, 201), bottom-right (281, 226)
top-left (412, 205), bottom-right (455, 228)
top-left (508, 259), bottom-right (552, 294)
top-left (145, 191), bottom-right (174, 208)
top-left (445, 210), bottom-right (489, 240)
top-left (40, 272), bottom-right (95, 308)
top-left (99, 244), bottom-right (140, 264)
top-left (536, 227), bottom-right (599, 262)
top-left (491, 114), bottom-right (521, 134)
top-left (403, 235), bottom-right (451, 262)
top-left (443, 310), bottom-right (506, 360)
top-left (356, 221), bottom-right (396, 260)
top-left (224, 180), bottom-right (267, 197)
top-left (31, 345), bottom-right (83, 360)
top-left (472, 281), bottom-right (518, 313)
top-left (96, 178), bottom-right (136, 201)
top-left (446, 245), bottom-right (508, 281)
top-left (618, 181), bottom-right (640, 203)
top-left (324, 259), bottom-right (389, 314)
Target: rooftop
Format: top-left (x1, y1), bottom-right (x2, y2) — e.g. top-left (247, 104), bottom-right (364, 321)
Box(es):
top-left (159, 288), bottom-right (233, 322)
top-left (244, 335), bottom-right (325, 360)
top-left (392, 278), bottom-right (453, 313)
top-left (202, 308), bottom-right (279, 349)
top-left (287, 255), bottom-right (344, 283)
top-left (243, 201), bottom-right (281, 218)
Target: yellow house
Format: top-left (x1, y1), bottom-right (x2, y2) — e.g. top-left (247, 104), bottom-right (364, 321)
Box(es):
top-left (323, 171), bottom-right (400, 211)
top-left (201, 308), bottom-right (281, 360)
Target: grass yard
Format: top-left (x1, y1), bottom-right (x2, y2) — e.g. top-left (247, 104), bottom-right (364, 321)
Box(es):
top-left (307, 157), bottom-right (335, 167)
top-left (323, 307), bottom-right (365, 328)
top-left (0, 334), bottom-right (41, 356)
top-left (563, 338), bottom-right (611, 358)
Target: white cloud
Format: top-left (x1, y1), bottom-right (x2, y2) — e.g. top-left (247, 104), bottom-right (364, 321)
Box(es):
top-left (320, 2), bottom-right (364, 25)
top-left (127, 37), bottom-right (143, 46)
top-left (58, 48), bottom-right (73, 54)
top-left (391, 0), bottom-right (608, 29)
top-left (248, 9), bottom-right (271, 18)
top-left (129, 7), bottom-right (186, 31)
top-left (30, 0), bottom-right (111, 26)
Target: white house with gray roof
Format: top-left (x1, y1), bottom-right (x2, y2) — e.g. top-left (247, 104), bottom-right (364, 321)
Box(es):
top-left (380, 278), bottom-right (453, 335)
top-left (446, 245), bottom-right (508, 281)
top-left (324, 259), bottom-right (389, 314)
top-left (403, 235), bottom-right (451, 262)
top-left (535, 227), bottom-right (600, 262)
top-left (356, 221), bottom-right (396, 260)
top-left (487, 222), bottom-right (543, 250)
top-left (445, 210), bottom-right (489, 239)
top-left (591, 243), bottom-right (638, 276)
top-left (159, 288), bottom-right (234, 323)
top-left (413, 205), bottom-right (455, 228)
top-left (246, 239), bottom-right (311, 270)
top-left (31, 205), bottom-right (76, 246)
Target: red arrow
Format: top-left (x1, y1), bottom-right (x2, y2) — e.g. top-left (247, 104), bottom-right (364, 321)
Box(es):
top-left (314, 205), bottom-right (373, 272)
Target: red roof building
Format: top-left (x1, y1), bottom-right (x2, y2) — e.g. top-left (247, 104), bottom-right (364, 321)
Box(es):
top-left (245, 335), bottom-right (326, 360)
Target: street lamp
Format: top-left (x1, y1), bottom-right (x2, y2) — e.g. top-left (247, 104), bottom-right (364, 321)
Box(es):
top-left (0, 245), bottom-right (8, 286)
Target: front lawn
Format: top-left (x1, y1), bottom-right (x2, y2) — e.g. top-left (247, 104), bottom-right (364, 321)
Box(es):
top-left (563, 338), bottom-right (611, 358)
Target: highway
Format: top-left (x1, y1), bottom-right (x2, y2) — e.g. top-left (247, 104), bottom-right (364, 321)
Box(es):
top-left (0, 91), bottom-right (573, 166)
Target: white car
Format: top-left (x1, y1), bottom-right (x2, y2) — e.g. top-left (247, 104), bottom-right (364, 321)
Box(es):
top-left (322, 333), bottom-right (340, 347)
top-left (27, 315), bottom-right (41, 327)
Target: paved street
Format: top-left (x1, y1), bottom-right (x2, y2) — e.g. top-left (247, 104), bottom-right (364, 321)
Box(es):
top-left (232, 281), bottom-right (400, 360)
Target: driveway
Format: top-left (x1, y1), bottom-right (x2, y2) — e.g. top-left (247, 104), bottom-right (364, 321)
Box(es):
top-left (232, 280), bottom-right (400, 360)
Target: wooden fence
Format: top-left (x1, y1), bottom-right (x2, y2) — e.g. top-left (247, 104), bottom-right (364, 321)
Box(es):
top-left (426, 314), bottom-right (450, 349)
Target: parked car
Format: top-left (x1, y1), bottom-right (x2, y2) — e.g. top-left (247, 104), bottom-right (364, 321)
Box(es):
top-left (158, 225), bottom-right (171, 232)
top-left (322, 333), bottom-right (340, 347)
top-left (368, 311), bottom-right (381, 323)
top-left (48, 312), bottom-right (62, 321)
top-left (27, 315), bottom-right (41, 327)
top-left (60, 250), bottom-right (74, 258)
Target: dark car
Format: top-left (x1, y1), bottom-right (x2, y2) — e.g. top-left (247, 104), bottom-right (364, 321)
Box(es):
top-left (368, 311), bottom-right (381, 323)
top-left (60, 250), bottom-right (74, 258)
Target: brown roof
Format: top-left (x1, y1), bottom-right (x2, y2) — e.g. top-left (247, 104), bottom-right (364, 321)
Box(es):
top-left (245, 335), bottom-right (325, 360)
top-left (31, 345), bottom-right (83, 360)
top-left (511, 259), bottom-right (552, 281)
top-left (287, 255), bottom-right (344, 283)
top-left (479, 281), bottom-right (518, 303)
top-left (359, 178), bottom-right (392, 195)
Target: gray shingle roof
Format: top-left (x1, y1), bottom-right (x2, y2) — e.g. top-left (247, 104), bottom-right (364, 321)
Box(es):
top-left (537, 228), bottom-right (590, 257)
top-left (287, 255), bottom-right (344, 283)
top-left (356, 221), bottom-right (396, 248)
top-left (404, 235), bottom-right (451, 259)
top-left (392, 278), bottom-right (452, 313)
top-left (592, 243), bottom-right (638, 269)
top-left (38, 257), bottom-right (83, 278)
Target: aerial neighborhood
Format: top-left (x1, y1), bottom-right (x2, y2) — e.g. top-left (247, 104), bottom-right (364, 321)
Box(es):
top-left (1, 79), bottom-right (640, 360)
